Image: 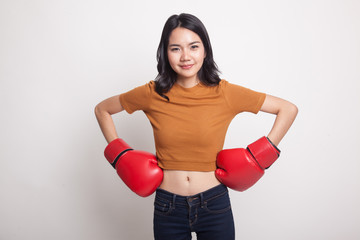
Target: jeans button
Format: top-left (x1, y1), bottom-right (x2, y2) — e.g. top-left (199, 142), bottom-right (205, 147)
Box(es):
top-left (188, 197), bottom-right (198, 202)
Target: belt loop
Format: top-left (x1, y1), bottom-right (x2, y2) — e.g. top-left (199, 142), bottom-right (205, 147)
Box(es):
top-left (200, 193), bottom-right (205, 208)
top-left (172, 194), bottom-right (176, 208)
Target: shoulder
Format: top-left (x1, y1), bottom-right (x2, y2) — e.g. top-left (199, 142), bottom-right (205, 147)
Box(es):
top-left (219, 79), bottom-right (228, 87)
top-left (146, 80), bottom-right (157, 92)
top-left (121, 80), bottom-right (156, 98)
top-left (132, 80), bottom-right (156, 93)
top-left (138, 80), bottom-right (155, 89)
top-left (148, 80), bottom-right (155, 87)
top-left (219, 79), bottom-right (265, 101)
top-left (218, 79), bottom-right (266, 114)
top-left (218, 79), bottom-right (246, 91)
top-left (119, 80), bottom-right (156, 113)
top-left (218, 79), bottom-right (242, 88)
top-left (219, 79), bottom-right (260, 92)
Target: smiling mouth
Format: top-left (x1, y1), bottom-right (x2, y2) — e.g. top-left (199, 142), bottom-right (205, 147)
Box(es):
top-left (180, 64), bottom-right (194, 69)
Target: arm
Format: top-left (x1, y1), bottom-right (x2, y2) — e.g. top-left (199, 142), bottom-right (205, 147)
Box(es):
top-left (94, 95), bottom-right (124, 143)
top-left (260, 94), bottom-right (298, 146)
top-left (216, 94), bottom-right (297, 191)
top-left (95, 94), bottom-right (163, 197)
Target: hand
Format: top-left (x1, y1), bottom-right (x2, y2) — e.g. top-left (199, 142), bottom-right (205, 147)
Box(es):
top-left (104, 138), bottom-right (163, 197)
top-left (215, 136), bottom-right (280, 191)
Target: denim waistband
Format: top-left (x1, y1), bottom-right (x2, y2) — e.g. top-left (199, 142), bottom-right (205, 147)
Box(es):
top-left (155, 184), bottom-right (228, 207)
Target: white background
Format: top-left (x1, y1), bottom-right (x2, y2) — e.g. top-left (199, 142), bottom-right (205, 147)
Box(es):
top-left (1, 0), bottom-right (359, 239)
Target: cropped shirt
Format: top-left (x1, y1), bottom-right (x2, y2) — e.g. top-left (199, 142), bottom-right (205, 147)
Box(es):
top-left (119, 80), bottom-right (266, 171)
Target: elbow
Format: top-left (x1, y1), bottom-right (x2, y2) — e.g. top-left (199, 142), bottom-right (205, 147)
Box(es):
top-left (291, 102), bottom-right (298, 115)
top-left (94, 104), bottom-right (100, 117)
top-left (94, 103), bottom-right (105, 118)
top-left (278, 101), bottom-right (298, 119)
top-left (287, 102), bottom-right (298, 119)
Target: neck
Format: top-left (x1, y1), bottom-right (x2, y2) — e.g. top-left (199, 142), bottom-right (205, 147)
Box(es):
top-left (176, 76), bottom-right (200, 88)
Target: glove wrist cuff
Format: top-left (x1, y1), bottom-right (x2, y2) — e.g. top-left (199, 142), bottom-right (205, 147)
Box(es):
top-left (247, 136), bottom-right (280, 169)
top-left (104, 138), bottom-right (133, 167)
top-left (266, 137), bottom-right (281, 154)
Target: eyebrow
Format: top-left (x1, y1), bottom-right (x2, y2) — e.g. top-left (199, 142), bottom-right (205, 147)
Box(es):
top-left (168, 41), bottom-right (201, 47)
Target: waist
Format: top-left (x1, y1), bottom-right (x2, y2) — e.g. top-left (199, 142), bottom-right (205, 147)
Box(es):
top-left (155, 183), bottom-right (228, 207)
top-left (159, 170), bottom-right (221, 196)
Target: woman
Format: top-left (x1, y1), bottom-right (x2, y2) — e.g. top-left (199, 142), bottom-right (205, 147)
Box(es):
top-left (95, 13), bottom-right (298, 240)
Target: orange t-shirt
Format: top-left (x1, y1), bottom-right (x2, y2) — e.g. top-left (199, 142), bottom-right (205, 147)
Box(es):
top-left (119, 80), bottom-right (266, 171)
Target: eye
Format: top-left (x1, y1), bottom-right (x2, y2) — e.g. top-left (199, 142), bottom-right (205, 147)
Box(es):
top-left (170, 47), bottom-right (180, 52)
top-left (191, 45), bottom-right (199, 50)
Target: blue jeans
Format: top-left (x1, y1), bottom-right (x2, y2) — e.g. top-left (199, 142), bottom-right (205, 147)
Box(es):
top-left (153, 184), bottom-right (235, 240)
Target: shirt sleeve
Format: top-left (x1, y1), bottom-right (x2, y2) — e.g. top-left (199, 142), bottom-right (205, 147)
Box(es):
top-left (222, 80), bottom-right (266, 114)
top-left (119, 81), bottom-right (153, 114)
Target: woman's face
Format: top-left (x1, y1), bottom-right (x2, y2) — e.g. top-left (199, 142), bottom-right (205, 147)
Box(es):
top-left (167, 27), bottom-right (206, 83)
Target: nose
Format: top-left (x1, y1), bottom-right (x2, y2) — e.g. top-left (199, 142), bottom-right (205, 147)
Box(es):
top-left (180, 49), bottom-right (191, 62)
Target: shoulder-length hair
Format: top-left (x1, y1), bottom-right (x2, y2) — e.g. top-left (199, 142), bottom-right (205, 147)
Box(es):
top-left (155, 13), bottom-right (221, 100)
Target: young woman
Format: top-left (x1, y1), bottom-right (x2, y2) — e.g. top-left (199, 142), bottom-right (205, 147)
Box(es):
top-left (95, 13), bottom-right (298, 240)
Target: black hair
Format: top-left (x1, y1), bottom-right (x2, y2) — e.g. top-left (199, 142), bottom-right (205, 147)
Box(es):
top-left (155, 13), bottom-right (221, 100)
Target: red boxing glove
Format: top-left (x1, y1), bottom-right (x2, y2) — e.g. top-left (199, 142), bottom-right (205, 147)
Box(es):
top-left (104, 138), bottom-right (163, 197)
top-left (215, 136), bottom-right (280, 191)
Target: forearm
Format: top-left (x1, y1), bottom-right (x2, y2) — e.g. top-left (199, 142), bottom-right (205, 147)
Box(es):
top-left (267, 103), bottom-right (298, 146)
top-left (94, 94), bottom-right (125, 143)
top-left (95, 107), bottom-right (119, 144)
